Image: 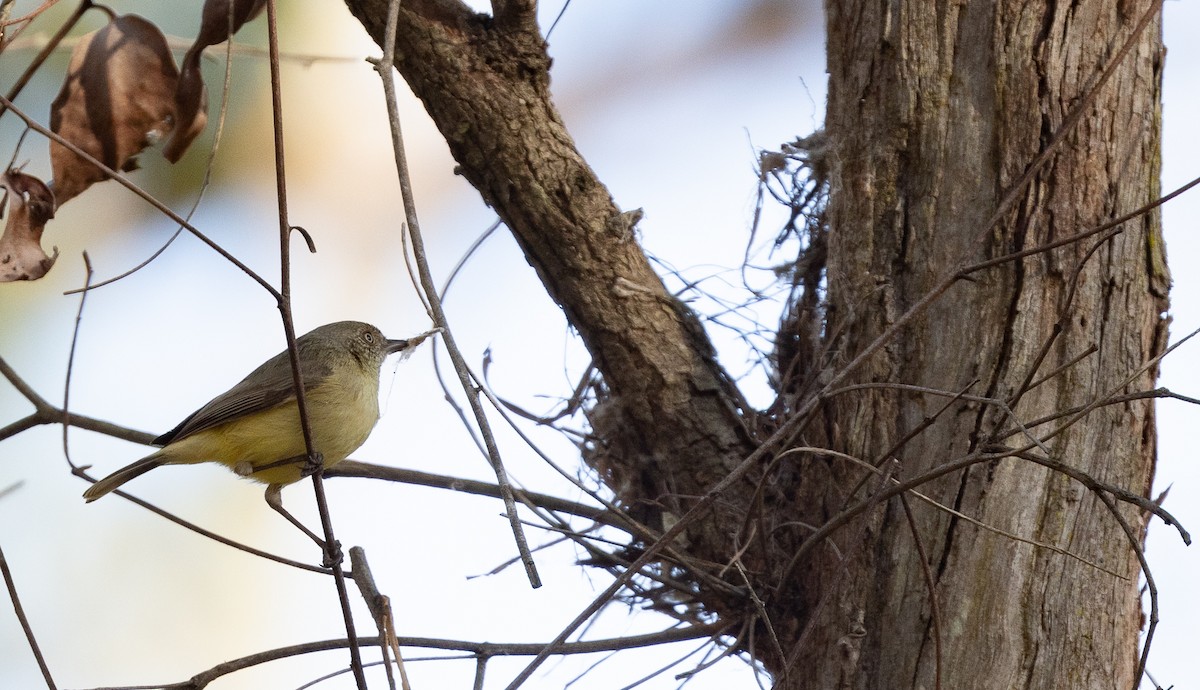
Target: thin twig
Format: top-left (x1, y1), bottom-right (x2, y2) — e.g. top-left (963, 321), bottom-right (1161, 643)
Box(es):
top-left (0, 355), bottom-right (154, 443)
top-left (59, 253), bottom-right (91, 466)
top-left (673, 620), bottom-right (752, 682)
top-left (777, 446), bottom-right (1128, 578)
top-left (83, 485), bottom-right (335, 574)
top-left (733, 561), bottom-right (785, 677)
top-left (329, 460), bottom-right (616, 527)
top-left (0, 0), bottom-right (91, 119)
top-left (774, 321), bottom-right (1200, 590)
top-left (997, 387), bottom-right (1200, 440)
top-left (371, 0), bottom-right (539, 588)
top-left (1007, 230), bottom-right (1119, 409)
top-left (0, 543), bottom-right (56, 689)
top-left (1022, 344), bottom-right (1098, 394)
top-left (0, 0), bottom-right (59, 28)
top-left (162, 624), bottom-right (728, 689)
top-left (959, 172), bottom-right (1200, 278)
top-left (262, 0), bottom-right (366, 686)
top-left (617, 637), bottom-right (714, 689)
top-left (899, 493), bottom-right (942, 690)
top-left (1092, 490), bottom-right (1156, 690)
top-left (350, 547), bottom-right (406, 690)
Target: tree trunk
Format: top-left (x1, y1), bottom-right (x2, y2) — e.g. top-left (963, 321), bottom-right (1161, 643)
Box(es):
top-left (782, 1), bottom-right (1167, 687)
top-left (345, 0), bottom-right (1167, 687)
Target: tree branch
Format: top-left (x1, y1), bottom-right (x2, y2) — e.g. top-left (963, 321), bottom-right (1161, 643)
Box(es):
top-left (342, 1), bottom-right (758, 563)
top-left (162, 623), bottom-right (730, 689)
top-left (328, 460), bottom-right (618, 528)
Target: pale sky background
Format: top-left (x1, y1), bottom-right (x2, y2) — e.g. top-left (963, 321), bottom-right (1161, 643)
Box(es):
top-left (0, 2), bottom-right (1195, 689)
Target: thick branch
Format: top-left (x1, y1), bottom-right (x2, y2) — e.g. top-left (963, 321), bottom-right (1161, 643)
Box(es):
top-left (343, 2), bottom-right (758, 557)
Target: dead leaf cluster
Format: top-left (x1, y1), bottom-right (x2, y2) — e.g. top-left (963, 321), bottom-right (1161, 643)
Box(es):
top-left (0, 0), bottom-right (266, 283)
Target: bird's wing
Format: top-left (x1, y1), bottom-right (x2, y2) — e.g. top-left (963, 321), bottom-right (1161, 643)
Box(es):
top-left (153, 340), bottom-right (334, 445)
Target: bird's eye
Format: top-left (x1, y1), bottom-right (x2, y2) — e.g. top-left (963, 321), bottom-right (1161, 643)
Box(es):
top-left (363, 332), bottom-right (375, 344)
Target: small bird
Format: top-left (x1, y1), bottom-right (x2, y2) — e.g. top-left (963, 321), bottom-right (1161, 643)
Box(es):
top-left (83, 321), bottom-right (436, 532)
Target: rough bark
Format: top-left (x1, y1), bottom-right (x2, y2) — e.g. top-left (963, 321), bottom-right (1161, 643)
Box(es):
top-left (786, 1), bottom-right (1167, 688)
top-left (344, 1), bottom-right (1167, 688)
top-left (343, 0), bottom-right (760, 610)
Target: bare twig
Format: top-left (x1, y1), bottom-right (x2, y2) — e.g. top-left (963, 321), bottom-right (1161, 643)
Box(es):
top-left (328, 460), bottom-right (616, 525)
top-left (775, 446), bottom-right (1128, 579)
top-left (81, 484), bottom-right (335, 574)
top-left (371, 0), bottom-right (539, 588)
top-left (0, 543), bottom-right (56, 689)
top-left (1092, 490), bottom-right (1156, 690)
top-left (159, 624), bottom-right (729, 689)
top-left (959, 172), bottom-right (1200, 278)
top-left (0, 0), bottom-right (91, 119)
top-left (0, 355), bottom-right (155, 444)
top-left (899, 493), bottom-right (941, 690)
top-left (673, 621), bottom-right (753, 682)
top-left (1022, 344), bottom-right (1099, 394)
top-left (350, 547), bottom-right (408, 690)
top-left (1007, 229), bottom-right (1119, 409)
top-left (261, 0), bottom-right (365, 685)
top-left (733, 561), bottom-right (785, 677)
top-left (0, 0), bottom-right (60, 28)
top-left (617, 637), bottom-right (715, 689)
top-left (59, 253), bottom-right (91, 466)
top-left (996, 387), bottom-right (1200, 441)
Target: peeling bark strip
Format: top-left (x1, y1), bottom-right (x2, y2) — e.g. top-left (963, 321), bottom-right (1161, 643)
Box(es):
top-left (346, 0), bottom-right (1167, 688)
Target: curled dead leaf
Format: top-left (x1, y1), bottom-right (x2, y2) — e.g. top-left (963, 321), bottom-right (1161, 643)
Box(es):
top-left (195, 0), bottom-right (268, 50)
top-left (0, 170), bottom-right (58, 282)
top-left (50, 14), bottom-right (178, 205)
top-left (165, 0), bottom-right (266, 162)
top-left (166, 50), bottom-right (209, 164)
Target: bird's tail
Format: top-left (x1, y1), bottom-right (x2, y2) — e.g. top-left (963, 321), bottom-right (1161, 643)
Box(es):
top-left (82, 453), bottom-right (166, 502)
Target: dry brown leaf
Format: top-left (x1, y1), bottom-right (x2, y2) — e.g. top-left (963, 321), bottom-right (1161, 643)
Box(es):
top-left (49, 14), bottom-right (178, 205)
top-left (0, 170), bottom-right (58, 282)
top-left (166, 50), bottom-right (209, 164)
top-left (195, 0), bottom-right (268, 55)
top-left (165, 0), bottom-right (266, 163)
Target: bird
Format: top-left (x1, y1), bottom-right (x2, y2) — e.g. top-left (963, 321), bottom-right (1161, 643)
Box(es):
top-left (82, 321), bottom-right (436, 540)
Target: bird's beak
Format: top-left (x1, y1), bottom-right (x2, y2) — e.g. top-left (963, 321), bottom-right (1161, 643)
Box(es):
top-left (385, 327), bottom-right (442, 355)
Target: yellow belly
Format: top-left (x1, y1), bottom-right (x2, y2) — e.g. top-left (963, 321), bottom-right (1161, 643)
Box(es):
top-left (158, 378), bottom-right (380, 486)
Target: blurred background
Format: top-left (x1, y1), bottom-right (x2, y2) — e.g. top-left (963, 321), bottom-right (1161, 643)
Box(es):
top-left (0, 1), bottom-right (1194, 689)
